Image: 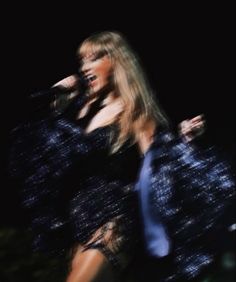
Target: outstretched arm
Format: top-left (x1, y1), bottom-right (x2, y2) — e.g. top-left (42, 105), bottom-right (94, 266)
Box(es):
top-left (136, 115), bottom-right (205, 155)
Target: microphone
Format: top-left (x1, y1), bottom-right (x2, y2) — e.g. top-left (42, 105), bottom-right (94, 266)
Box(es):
top-left (29, 86), bottom-right (63, 99)
top-left (28, 75), bottom-right (88, 114)
top-left (28, 86), bottom-right (69, 113)
top-left (29, 85), bottom-right (72, 101)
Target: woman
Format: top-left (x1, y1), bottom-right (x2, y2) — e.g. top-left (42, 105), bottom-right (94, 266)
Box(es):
top-left (10, 31), bottom-right (232, 282)
top-left (11, 31), bottom-right (142, 282)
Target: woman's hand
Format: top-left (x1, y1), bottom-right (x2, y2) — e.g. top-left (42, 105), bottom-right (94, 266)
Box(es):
top-left (52, 75), bottom-right (80, 112)
top-left (53, 74), bottom-right (79, 91)
top-left (179, 115), bottom-right (205, 142)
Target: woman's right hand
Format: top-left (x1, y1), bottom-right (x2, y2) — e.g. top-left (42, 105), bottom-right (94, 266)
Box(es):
top-left (51, 75), bottom-right (80, 112)
top-left (53, 74), bottom-right (79, 90)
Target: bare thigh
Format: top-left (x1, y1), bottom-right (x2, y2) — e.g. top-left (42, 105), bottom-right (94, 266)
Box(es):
top-left (66, 247), bottom-right (116, 282)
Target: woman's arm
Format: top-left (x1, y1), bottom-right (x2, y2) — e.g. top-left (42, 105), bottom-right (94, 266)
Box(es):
top-left (136, 115), bottom-right (205, 155)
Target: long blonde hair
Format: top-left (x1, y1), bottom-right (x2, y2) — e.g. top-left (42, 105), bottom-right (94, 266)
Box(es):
top-left (78, 31), bottom-right (169, 152)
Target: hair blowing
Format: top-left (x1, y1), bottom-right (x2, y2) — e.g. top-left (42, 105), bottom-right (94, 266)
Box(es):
top-left (78, 31), bottom-right (169, 153)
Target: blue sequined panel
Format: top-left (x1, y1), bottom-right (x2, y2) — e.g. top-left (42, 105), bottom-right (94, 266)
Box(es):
top-left (145, 129), bottom-right (235, 281)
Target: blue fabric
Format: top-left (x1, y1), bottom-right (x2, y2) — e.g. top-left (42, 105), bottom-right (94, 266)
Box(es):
top-left (137, 129), bottom-right (235, 281)
top-left (136, 150), bottom-right (170, 257)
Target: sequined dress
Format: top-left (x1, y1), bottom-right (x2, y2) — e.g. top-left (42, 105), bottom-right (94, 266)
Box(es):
top-left (9, 89), bottom-right (235, 280)
top-left (9, 89), bottom-right (141, 268)
top-left (135, 129), bottom-right (235, 281)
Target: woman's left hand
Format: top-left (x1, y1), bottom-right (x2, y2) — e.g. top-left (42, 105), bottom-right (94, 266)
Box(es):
top-left (179, 114), bottom-right (205, 142)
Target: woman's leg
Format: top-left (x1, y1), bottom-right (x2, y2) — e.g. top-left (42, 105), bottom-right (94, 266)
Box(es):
top-left (66, 247), bottom-right (116, 282)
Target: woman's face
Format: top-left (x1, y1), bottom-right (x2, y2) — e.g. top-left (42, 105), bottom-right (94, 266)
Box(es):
top-left (80, 51), bottom-right (113, 96)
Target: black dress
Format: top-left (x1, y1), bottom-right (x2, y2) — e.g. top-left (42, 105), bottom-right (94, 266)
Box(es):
top-left (9, 90), bottom-right (141, 269)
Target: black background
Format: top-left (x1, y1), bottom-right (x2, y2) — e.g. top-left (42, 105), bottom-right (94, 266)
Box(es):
top-left (1, 2), bottom-right (235, 228)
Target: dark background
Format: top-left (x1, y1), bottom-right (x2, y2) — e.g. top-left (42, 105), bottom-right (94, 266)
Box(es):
top-left (0, 2), bottom-right (235, 281)
top-left (2, 2), bottom-right (235, 228)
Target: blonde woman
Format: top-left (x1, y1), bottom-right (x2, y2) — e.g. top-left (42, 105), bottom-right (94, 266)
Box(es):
top-left (11, 31), bottom-right (227, 282)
